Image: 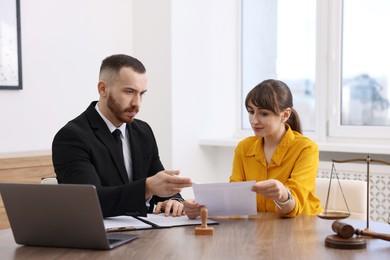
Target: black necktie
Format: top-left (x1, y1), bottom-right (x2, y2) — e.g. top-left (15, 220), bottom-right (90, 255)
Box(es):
top-left (112, 129), bottom-right (125, 167)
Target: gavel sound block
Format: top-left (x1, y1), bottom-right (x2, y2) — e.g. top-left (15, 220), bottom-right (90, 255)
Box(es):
top-left (326, 221), bottom-right (390, 249)
top-left (195, 208), bottom-right (214, 235)
top-left (325, 221), bottom-right (366, 249)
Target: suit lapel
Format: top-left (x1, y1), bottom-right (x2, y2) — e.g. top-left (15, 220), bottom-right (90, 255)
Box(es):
top-left (86, 102), bottom-right (130, 184)
top-left (127, 124), bottom-right (143, 181)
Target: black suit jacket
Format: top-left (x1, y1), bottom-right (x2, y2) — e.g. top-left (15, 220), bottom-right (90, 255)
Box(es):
top-left (52, 101), bottom-right (181, 217)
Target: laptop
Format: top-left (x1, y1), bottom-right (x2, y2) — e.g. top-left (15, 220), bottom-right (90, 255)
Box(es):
top-left (0, 183), bottom-right (138, 250)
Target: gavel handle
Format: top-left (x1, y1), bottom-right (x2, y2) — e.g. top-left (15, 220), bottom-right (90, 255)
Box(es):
top-left (356, 229), bottom-right (390, 242)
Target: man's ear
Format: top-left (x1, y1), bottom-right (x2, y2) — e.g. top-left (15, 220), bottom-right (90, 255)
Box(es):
top-left (98, 80), bottom-right (108, 97)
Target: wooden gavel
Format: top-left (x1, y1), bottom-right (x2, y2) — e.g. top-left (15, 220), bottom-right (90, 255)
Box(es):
top-left (332, 221), bottom-right (390, 241)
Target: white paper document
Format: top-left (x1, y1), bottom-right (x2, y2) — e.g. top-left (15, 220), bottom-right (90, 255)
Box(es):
top-left (136, 213), bottom-right (217, 228)
top-left (104, 216), bottom-right (152, 231)
top-left (192, 181), bottom-right (257, 216)
top-left (104, 214), bottom-right (218, 231)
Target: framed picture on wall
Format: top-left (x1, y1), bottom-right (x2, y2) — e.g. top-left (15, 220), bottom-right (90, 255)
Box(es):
top-left (0, 0), bottom-right (22, 90)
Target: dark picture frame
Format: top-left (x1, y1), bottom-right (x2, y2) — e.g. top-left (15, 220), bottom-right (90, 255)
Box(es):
top-left (0, 0), bottom-right (22, 90)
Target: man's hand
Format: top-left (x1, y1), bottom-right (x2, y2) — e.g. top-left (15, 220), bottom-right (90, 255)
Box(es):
top-left (153, 200), bottom-right (185, 217)
top-left (145, 170), bottom-right (192, 199)
top-left (183, 199), bottom-right (204, 219)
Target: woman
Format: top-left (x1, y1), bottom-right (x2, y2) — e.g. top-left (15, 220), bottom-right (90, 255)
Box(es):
top-left (185, 79), bottom-right (322, 218)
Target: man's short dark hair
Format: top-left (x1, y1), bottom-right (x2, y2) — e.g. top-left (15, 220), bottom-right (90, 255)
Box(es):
top-left (99, 54), bottom-right (146, 76)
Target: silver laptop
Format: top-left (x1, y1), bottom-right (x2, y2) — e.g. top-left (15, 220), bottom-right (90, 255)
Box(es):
top-left (0, 183), bottom-right (138, 250)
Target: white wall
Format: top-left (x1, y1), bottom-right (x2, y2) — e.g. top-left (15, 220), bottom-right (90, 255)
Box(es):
top-left (0, 0), bottom-right (133, 155)
top-left (131, 0), bottom-right (173, 172)
top-left (132, 0), bottom-right (240, 198)
top-left (171, 0), bottom-right (240, 198)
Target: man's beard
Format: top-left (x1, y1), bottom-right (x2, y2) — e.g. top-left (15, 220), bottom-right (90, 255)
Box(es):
top-left (107, 93), bottom-right (138, 124)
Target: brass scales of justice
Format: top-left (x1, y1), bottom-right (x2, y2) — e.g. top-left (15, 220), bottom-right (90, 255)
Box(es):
top-left (317, 154), bottom-right (390, 249)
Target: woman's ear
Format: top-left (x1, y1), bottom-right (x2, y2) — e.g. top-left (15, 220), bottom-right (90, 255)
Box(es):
top-left (281, 108), bottom-right (292, 123)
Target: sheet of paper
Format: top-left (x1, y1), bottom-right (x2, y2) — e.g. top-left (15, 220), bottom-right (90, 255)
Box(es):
top-left (104, 216), bottom-right (152, 231)
top-left (192, 181), bottom-right (257, 216)
top-left (136, 213), bottom-right (218, 228)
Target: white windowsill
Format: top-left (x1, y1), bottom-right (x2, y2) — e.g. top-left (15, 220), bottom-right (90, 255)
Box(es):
top-left (199, 138), bottom-right (390, 155)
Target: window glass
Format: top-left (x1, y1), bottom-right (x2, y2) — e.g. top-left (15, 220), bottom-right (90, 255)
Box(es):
top-left (242, 0), bottom-right (316, 131)
top-left (341, 0), bottom-right (390, 126)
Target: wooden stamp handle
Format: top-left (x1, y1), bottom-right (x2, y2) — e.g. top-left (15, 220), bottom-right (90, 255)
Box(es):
top-left (201, 207), bottom-right (208, 228)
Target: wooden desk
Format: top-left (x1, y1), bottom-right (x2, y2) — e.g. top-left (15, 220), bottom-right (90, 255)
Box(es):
top-left (0, 213), bottom-right (389, 259)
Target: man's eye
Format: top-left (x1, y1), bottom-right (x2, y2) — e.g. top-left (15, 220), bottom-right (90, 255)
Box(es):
top-left (247, 110), bottom-right (254, 114)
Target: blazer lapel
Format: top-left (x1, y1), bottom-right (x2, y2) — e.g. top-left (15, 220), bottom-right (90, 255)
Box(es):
top-left (86, 102), bottom-right (130, 184)
top-left (127, 124), bottom-right (143, 181)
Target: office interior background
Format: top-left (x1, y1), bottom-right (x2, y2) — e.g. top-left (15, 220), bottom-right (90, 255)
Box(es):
top-left (0, 0), bottom-right (389, 222)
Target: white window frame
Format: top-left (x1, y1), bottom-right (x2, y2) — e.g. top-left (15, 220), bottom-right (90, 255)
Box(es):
top-left (327, 0), bottom-right (390, 140)
top-left (239, 0), bottom-right (390, 152)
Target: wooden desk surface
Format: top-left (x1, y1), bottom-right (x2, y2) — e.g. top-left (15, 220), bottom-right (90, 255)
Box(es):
top-left (0, 213), bottom-right (389, 259)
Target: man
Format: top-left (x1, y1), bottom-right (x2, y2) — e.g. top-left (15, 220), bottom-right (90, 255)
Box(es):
top-left (52, 54), bottom-right (192, 217)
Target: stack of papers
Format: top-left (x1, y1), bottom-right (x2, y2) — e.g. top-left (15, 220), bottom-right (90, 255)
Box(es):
top-left (104, 216), bottom-right (151, 231)
top-left (104, 214), bottom-right (218, 232)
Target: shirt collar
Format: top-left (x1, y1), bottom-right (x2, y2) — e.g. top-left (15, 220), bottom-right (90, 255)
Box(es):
top-left (246, 124), bottom-right (295, 166)
top-left (95, 102), bottom-right (126, 136)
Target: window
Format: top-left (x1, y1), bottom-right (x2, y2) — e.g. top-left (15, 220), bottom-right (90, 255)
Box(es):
top-left (242, 0), bottom-right (390, 142)
top-left (242, 0), bottom-right (316, 132)
top-left (329, 0), bottom-right (390, 139)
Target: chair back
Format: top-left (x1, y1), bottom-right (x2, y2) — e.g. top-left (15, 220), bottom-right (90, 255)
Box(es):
top-left (315, 178), bottom-right (367, 219)
top-left (41, 177), bottom-right (58, 184)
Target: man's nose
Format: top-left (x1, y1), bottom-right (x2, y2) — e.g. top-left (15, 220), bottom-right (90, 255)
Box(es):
top-left (131, 94), bottom-right (142, 106)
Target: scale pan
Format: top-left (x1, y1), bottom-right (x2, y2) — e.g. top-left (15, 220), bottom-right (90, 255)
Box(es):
top-left (317, 211), bottom-right (350, 220)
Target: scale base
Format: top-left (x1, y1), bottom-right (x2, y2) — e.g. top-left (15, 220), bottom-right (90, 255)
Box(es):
top-left (325, 235), bottom-right (366, 249)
